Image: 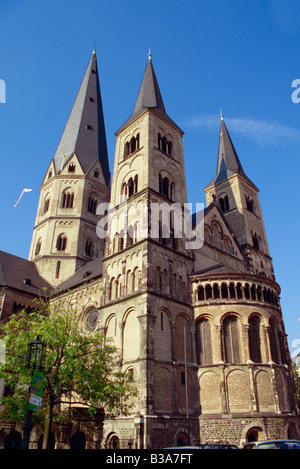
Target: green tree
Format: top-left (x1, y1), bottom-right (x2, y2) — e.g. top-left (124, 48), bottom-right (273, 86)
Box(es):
top-left (0, 295), bottom-right (136, 449)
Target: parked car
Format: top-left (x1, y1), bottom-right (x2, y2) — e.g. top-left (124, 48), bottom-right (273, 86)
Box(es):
top-left (243, 440), bottom-right (300, 449)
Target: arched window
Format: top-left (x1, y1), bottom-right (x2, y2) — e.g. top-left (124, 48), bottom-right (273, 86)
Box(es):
top-left (113, 233), bottom-right (119, 253)
top-left (158, 133), bottom-right (162, 149)
top-left (133, 267), bottom-right (139, 291)
top-left (222, 316), bottom-right (240, 363)
top-left (197, 285), bottom-right (204, 301)
top-left (127, 225), bottom-right (134, 247)
top-left (205, 284), bottom-right (212, 300)
top-left (159, 174), bottom-right (175, 200)
top-left (156, 266), bottom-right (162, 290)
top-left (119, 230), bottom-right (124, 250)
top-left (158, 133), bottom-right (173, 156)
top-left (244, 283), bottom-right (250, 299)
top-left (269, 319), bottom-right (281, 364)
top-left (246, 195), bottom-right (255, 213)
top-left (196, 319), bottom-right (212, 365)
top-left (221, 283), bottom-right (228, 299)
top-left (85, 238), bottom-right (93, 257)
top-left (236, 283), bottom-right (243, 299)
top-left (219, 195), bottom-right (229, 212)
top-left (252, 232), bottom-right (259, 250)
top-left (56, 233), bottom-right (67, 251)
top-left (109, 277), bottom-right (115, 300)
top-left (62, 190), bottom-right (74, 208)
top-left (128, 178), bottom-right (134, 197)
top-left (124, 141), bottom-right (130, 158)
top-left (87, 195), bottom-right (97, 214)
top-left (134, 174), bottom-right (138, 193)
top-left (130, 136), bottom-right (136, 153)
top-left (123, 175), bottom-right (138, 199)
top-left (249, 316), bottom-right (262, 363)
top-left (251, 284), bottom-right (257, 300)
top-left (213, 283), bottom-right (220, 299)
top-left (229, 282), bottom-right (236, 299)
top-left (43, 196), bottom-right (50, 214)
top-left (107, 434), bottom-right (120, 449)
top-left (124, 133), bottom-right (140, 158)
top-left (126, 270), bottom-right (132, 294)
top-left (68, 163), bottom-right (76, 173)
top-left (35, 238), bottom-right (42, 256)
top-left (162, 177), bottom-right (169, 198)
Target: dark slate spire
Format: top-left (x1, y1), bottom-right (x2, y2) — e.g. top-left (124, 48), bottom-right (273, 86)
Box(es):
top-left (53, 50), bottom-right (110, 185)
top-left (118, 52), bottom-right (182, 133)
top-left (205, 113), bottom-right (254, 189)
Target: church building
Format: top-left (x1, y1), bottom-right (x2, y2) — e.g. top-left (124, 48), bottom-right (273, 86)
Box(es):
top-left (0, 50), bottom-right (299, 449)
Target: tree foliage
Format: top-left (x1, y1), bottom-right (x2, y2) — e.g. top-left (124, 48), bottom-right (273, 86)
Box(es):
top-left (0, 295), bottom-right (136, 443)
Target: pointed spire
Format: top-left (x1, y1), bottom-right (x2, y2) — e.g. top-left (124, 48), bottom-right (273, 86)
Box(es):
top-left (117, 54), bottom-right (182, 133)
top-left (205, 114), bottom-right (254, 189)
top-left (53, 50), bottom-right (110, 185)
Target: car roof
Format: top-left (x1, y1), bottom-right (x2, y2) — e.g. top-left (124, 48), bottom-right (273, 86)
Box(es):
top-left (248, 440), bottom-right (300, 444)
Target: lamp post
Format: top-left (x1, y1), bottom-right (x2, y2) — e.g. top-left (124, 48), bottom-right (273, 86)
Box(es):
top-left (22, 336), bottom-right (46, 449)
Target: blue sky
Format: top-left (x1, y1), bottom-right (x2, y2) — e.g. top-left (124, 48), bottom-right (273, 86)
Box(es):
top-left (0, 0), bottom-right (299, 353)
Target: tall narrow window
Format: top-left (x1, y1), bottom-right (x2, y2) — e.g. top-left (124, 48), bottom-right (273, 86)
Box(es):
top-left (43, 196), bottom-right (50, 214)
top-left (119, 230), bottom-right (124, 250)
top-left (249, 316), bottom-right (262, 363)
top-left (124, 133), bottom-right (140, 159)
top-left (85, 239), bottom-right (93, 257)
top-left (252, 233), bottom-right (259, 250)
top-left (223, 316), bottom-right (240, 363)
top-left (269, 319), bottom-right (281, 364)
top-left (62, 190), bottom-right (74, 208)
top-left (55, 261), bottom-right (61, 279)
top-left (196, 319), bottom-right (212, 365)
top-left (87, 195), bottom-right (97, 214)
top-left (56, 234), bottom-right (67, 251)
top-left (134, 174), bottom-right (138, 193)
top-left (35, 238), bottom-right (42, 256)
top-left (128, 178), bottom-right (134, 198)
top-left (246, 196), bottom-right (254, 213)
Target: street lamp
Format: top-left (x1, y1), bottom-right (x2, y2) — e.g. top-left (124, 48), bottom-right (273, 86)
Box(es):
top-left (25, 336), bottom-right (46, 372)
top-left (22, 336), bottom-right (46, 449)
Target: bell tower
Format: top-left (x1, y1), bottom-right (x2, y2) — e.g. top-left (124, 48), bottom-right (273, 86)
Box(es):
top-left (101, 53), bottom-right (195, 435)
top-left (29, 51), bottom-right (110, 285)
top-left (204, 113), bottom-right (274, 277)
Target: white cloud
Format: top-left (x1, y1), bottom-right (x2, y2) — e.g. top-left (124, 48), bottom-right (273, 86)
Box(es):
top-left (185, 114), bottom-right (300, 146)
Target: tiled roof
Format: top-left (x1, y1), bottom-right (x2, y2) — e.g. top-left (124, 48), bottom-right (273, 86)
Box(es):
top-left (52, 50), bottom-right (110, 185)
top-left (117, 56), bottom-right (183, 134)
top-left (0, 250), bottom-right (51, 295)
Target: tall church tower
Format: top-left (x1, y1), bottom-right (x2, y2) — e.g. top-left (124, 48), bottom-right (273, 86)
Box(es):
top-left (204, 113), bottom-right (274, 278)
top-left (101, 53), bottom-right (195, 446)
top-left (29, 51), bottom-right (110, 285)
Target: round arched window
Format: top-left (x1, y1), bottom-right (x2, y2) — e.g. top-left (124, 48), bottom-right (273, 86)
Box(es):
top-left (85, 309), bottom-right (99, 331)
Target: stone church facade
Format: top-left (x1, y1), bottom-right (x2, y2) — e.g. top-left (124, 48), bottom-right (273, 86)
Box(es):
top-left (0, 50), bottom-right (299, 448)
